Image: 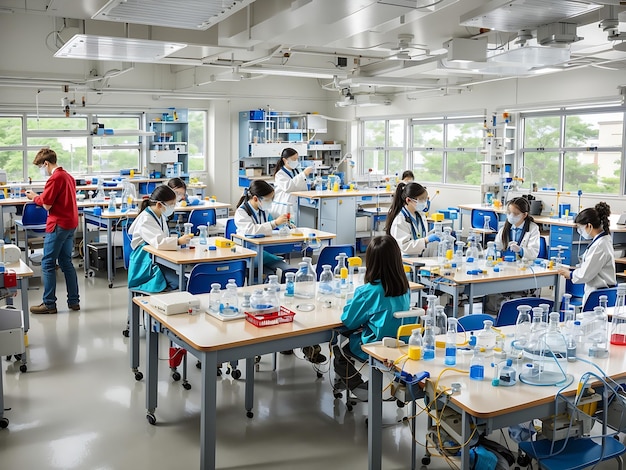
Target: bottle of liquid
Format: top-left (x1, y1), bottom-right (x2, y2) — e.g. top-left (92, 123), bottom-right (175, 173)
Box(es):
top-left (444, 318), bottom-right (458, 366)
top-left (294, 262), bottom-right (315, 299)
top-left (422, 317), bottom-right (436, 361)
top-left (278, 222), bottom-right (290, 237)
top-left (543, 311), bottom-right (568, 360)
top-left (219, 279), bottom-right (239, 317)
top-left (437, 227), bottom-right (453, 264)
top-left (333, 253), bottom-right (348, 292)
top-left (208, 283), bottom-right (222, 313)
top-left (610, 284), bottom-right (626, 345)
top-left (267, 274), bottom-right (280, 293)
top-left (174, 215), bottom-right (183, 236)
top-left (476, 319), bottom-right (497, 354)
top-left (262, 286), bottom-right (280, 311)
top-left (589, 306), bottom-right (609, 356)
top-left (0, 240), bottom-right (5, 274)
top-left (453, 241), bottom-right (465, 267)
top-left (198, 225), bottom-right (208, 245)
top-left (317, 264), bottom-right (334, 307)
top-left (302, 256), bottom-right (316, 281)
top-left (485, 241), bottom-right (497, 267)
top-left (566, 324), bottom-right (578, 362)
top-left (95, 180), bottom-right (105, 202)
top-left (514, 305), bottom-right (532, 348)
top-left (469, 338), bottom-right (485, 381)
top-left (482, 215), bottom-right (492, 232)
top-left (249, 289), bottom-right (266, 311)
top-left (408, 328), bottom-right (423, 360)
top-left (284, 272), bottom-right (295, 297)
top-left (107, 192), bottom-right (116, 212)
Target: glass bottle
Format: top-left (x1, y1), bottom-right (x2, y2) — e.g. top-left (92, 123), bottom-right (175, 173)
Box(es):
top-left (408, 328), bottom-right (423, 360)
top-left (278, 223), bottom-right (290, 237)
top-left (302, 256), bottom-right (316, 281)
top-left (250, 289), bottom-right (265, 310)
top-left (485, 241), bottom-right (497, 267)
top-left (294, 262), bottom-right (315, 299)
top-left (566, 322), bottom-right (579, 362)
top-left (94, 180), bottom-right (105, 202)
top-left (434, 305), bottom-right (447, 336)
top-left (422, 317), bottom-right (436, 361)
top-left (610, 284), bottom-right (626, 345)
top-left (183, 222), bottom-right (193, 237)
top-left (267, 274), bottom-right (280, 293)
top-left (543, 311), bottom-right (568, 361)
top-left (444, 318), bottom-right (458, 366)
top-left (198, 225), bottom-right (208, 245)
top-left (437, 227), bottom-right (453, 264)
top-left (453, 240), bottom-right (465, 267)
top-left (317, 264), bottom-right (334, 307)
top-left (219, 279), bottom-right (239, 317)
top-left (482, 215), bottom-right (491, 232)
top-left (262, 286), bottom-right (280, 311)
top-left (174, 215), bottom-right (183, 236)
top-left (284, 272), bottom-right (295, 297)
top-left (599, 294), bottom-right (609, 313)
top-left (107, 192), bottom-right (116, 212)
top-left (333, 253), bottom-right (348, 293)
top-left (476, 319), bottom-right (497, 354)
top-left (469, 338), bottom-right (484, 381)
top-left (562, 293), bottom-right (572, 315)
top-left (589, 306), bottom-right (608, 357)
top-left (208, 283), bottom-right (222, 313)
top-left (514, 305), bottom-right (532, 348)
top-left (0, 240), bottom-right (5, 273)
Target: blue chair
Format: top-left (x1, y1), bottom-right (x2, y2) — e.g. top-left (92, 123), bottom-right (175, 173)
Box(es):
top-left (582, 286), bottom-right (618, 312)
top-left (225, 218), bottom-right (237, 240)
top-left (15, 203), bottom-right (48, 265)
top-left (186, 260), bottom-right (247, 294)
top-left (495, 297), bottom-right (554, 327)
top-left (315, 244), bottom-right (355, 280)
top-left (457, 313), bottom-right (494, 332)
top-left (470, 209), bottom-right (497, 243)
top-left (188, 208), bottom-right (216, 235)
top-left (538, 236), bottom-right (548, 260)
top-left (564, 278), bottom-right (585, 310)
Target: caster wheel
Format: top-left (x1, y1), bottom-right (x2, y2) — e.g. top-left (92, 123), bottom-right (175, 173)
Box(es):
top-left (196, 361), bottom-right (201, 369)
top-left (88, 271), bottom-right (94, 278)
top-left (172, 371), bottom-right (181, 381)
top-left (231, 369), bottom-right (242, 380)
top-left (182, 382), bottom-right (191, 390)
top-left (0, 418), bottom-right (9, 429)
top-left (108, 283), bottom-right (113, 288)
top-left (347, 404), bottom-right (353, 412)
top-left (134, 371), bottom-right (144, 381)
top-left (316, 371), bottom-right (323, 378)
top-left (146, 414), bottom-right (156, 425)
top-left (122, 329), bottom-right (129, 338)
top-left (422, 456), bottom-right (431, 465)
top-left (396, 399), bottom-right (405, 408)
top-left (246, 411), bottom-right (254, 418)
top-left (14, 354), bottom-right (22, 361)
top-left (5, 355), bottom-right (11, 361)
top-left (254, 355), bottom-right (261, 363)
top-left (19, 364), bottom-right (27, 373)
top-left (333, 392), bottom-right (342, 399)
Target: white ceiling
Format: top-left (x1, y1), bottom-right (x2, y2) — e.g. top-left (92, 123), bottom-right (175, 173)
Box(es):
top-left (1, 0), bottom-right (626, 95)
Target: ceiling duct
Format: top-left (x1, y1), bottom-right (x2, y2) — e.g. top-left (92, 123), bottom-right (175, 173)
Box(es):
top-left (460, 0), bottom-right (603, 32)
top-left (92, 0), bottom-right (254, 30)
top-left (537, 22), bottom-right (582, 45)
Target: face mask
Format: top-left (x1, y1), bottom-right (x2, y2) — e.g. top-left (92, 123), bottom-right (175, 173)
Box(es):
top-left (577, 226), bottom-right (591, 240)
top-left (410, 199), bottom-right (427, 213)
top-left (161, 203), bottom-right (174, 218)
top-left (287, 160), bottom-right (300, 170)
top-left (507, 214), bottom-right (522, 226)
top-left (257, 197), bottom-right (273, 211)
top-left (39, 165), bottom-right (48, 177)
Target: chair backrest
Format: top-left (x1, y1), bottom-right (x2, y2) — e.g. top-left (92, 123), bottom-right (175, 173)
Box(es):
top-left (538, 236), bottom-right (548, 260)
top-left (186, 260), bottom-right (247, 294)
top-left (470, 209), bottom-right (498, 231)
top-left (565, 278), bottom-right (586, 307)
top-left (495, 297), bottom-right (554, 327)
top-left (582, 287), bottom-right (618, 312)
top-left (457, 313), bottom-right (494, 332)
top-left (225, 218), bottom-right (237, 240)
top-left (21, 202), bottom-right (48, 228)
top-left (189, 208), bottom-right (216, 234)
top-left (315, 244), bottom-right (355, 280)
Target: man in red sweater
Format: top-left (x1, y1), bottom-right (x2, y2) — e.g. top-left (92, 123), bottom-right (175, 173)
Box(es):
top-left (25, 148), bottom-right (80, 314)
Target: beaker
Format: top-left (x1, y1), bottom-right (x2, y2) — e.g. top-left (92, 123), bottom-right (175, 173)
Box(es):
top-left (610, 284), bottom-right (626, 345)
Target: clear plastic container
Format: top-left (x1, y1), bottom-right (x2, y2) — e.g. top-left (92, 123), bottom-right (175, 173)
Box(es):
top-left (183, 222), bottom-right (193, 237)
top-left (302, 257), bottom-right (316, 281)
top-left (294, 262), bottom-right (315, 299)
top-left (219, 279), bottom-right (239, 317)
top-left (208, 283), bottom-right (221, 313)
top-left (485, 241), bottom-right (497, 267)
top-left (198, 225), bottom-right (208, 245)
top-left (514, 305), bottom-right (532, 348)
top-left (333, 253), bottom-right (348, 293)
top-left (444, 318), bottom-right (458, 366)
top-left (262, 286), bottom-right (280, 310)
top-left (469, 345), bottom-right (485, 381)
top-left (267, 274), bottom-right (280, 293)
top-left (610, 283), bottom-right (626, 345)
top-left (476, 319), bottom-right (497, 353)
top-left (408, 328), bottom-right (423, 360)
top-left (107, 192), bottom-right (116, 212)
top-left (422, 317), bottom-right (436, 361)
top-left (284, 272), bottom-right (295, 297)
top-left (249, 289), bottom-right (266, 310)
top-left (317, 264), bottom-right (334, 307)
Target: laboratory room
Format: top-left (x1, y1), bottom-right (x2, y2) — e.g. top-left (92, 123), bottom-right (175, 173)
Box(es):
top-left (2, 1), bottom-right (626, 469)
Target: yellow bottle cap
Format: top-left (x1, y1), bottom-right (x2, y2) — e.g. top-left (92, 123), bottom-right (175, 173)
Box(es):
top-left (348, 256), bottom-right (362, 267)
top-left (340, 267), bottom-right (348, 279)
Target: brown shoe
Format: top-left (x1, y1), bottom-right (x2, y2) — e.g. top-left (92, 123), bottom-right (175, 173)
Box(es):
top-left (69, 304), bottom-right (80, 311)
top-left (30, 303), bottom-right (57, 314)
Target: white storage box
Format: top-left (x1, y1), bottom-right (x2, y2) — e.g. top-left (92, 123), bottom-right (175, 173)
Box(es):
top-left (0, 308), bottom-right (24, 356)
top-left (149, 150), bottom-right (178, 163)
top-left (149, 291), bottom-right (200, 315)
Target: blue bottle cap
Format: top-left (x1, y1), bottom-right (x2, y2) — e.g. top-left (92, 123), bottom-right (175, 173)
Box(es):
top-left (208, 245), bottom-right (216, 251)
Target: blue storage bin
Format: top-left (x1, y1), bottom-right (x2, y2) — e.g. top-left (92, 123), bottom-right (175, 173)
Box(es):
top-left (139, 182), bottom-right (157, 194)
top-left (249, 110), bottom-right (265, 120)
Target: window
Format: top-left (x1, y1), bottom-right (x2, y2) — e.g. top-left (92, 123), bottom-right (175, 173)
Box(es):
top-left (91, 116), bottom-right (141, 173)
top-left (359, 119), bottom-right (405, 175)
top-left (521, 109), bottom-right (625, 195)
top-left (0, 116), bottom-right (24, 181)
top-left (188, 110), bottom-right (207, 172)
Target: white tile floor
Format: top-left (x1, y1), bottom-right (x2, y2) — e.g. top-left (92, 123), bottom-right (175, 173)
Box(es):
top-left (0, 263), bottom-right (619, 469)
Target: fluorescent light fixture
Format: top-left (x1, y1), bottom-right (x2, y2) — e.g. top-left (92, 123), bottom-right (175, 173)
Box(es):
top-left (243, 65), bottom-right (348, 79)
top-left (488, 46), bottom-right (570, 67)
top-left (335, 94), bottom-right (391, 107)
top-left (340, 76), bottom-right (440, 88)
top-left (93, 0), bottom-right (252, 30)
top-left (54, 34), bottom-right (187, 62)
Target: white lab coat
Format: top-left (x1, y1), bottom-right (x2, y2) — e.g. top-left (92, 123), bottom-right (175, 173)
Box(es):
top-left (571, 233), bottom-right (616, 303)
top-left (495, 221), bottom-right (541, 260)
top-left (128, 207), bottom-right (178, 251)
top-left (389, 209), bottom-right (437, 257)
top-left (272, 167), bottom-right (308, 217)
top-left (234, 203), bottom-right (277, 236)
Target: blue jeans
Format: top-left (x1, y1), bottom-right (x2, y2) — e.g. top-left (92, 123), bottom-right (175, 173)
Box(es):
top-left (42, 226), bottom-right (79, 307)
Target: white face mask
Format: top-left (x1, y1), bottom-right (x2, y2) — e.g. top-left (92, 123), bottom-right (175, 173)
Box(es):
top-left (507, 213), bottom-right (522, 226)
top-left (39, 165), bottom-right (48, 177)
top-left (287, 159), bottom-right (300, 170)
top-left (577, 226), bottom-right (592, 240)
top-left (410, 199), bottom-right (427, 213)
top-left (257, 197), bottom-right (273, 211)
top-left (161, 203), bottom-right (175, 218)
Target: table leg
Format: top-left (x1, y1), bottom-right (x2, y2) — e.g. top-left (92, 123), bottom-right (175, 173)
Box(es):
top-left (368, 357), bottom-right (383, 470)
top-left (468, 284), bottom-right (474, 314)
top-left (257, 246), bottom-right (264, 283)
top-left (178, 265), bottom-right (184, 292)
top-left (553, 274), bottom-right (561, 313)
top-left (411, 400), bottom-right (417, 470)
top-left (245, 357), bottom-right (254, 418)
top-left (107, 221), bottom-right (113, 288)
top-left (460, 410), bottom-right (471, 469)
top-left (146, 317), bottom-right (159, 421)
top-left (130, 294), bottom-right (142, 380)
top-left (200, 350), bottom-right (217, 470)
top-left (84, 215), bottom-right (90, 277)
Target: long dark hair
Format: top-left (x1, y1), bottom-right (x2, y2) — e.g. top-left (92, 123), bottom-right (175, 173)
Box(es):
top-left (575, 202), bottom-right (611, 235)
top-left (501, 196), bottom-right (535, 246)
top-left (272, 147), bottom-right (298, 176)
top-left (384, 182), bottom-right (427, 234)
top-left (140, 185), bottom-right (176, 213)
top-left (364, 235), bottom-right (409, 297)
top-left (167, 177), bottom-right (187, 191)
top-left (236, 180), bottom-right (275, 208)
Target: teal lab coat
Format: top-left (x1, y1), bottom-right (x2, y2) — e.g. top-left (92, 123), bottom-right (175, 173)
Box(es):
top-left (341, 282), bottom-right (411, 361)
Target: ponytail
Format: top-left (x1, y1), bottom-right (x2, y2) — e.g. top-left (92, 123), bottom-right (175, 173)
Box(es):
top-left (273, 147), bottom-right (298, 176)
top-left (574, 201), bottom-right (611, 235)
top-left (384, 181), bottom-right (427, 234)
top-left (236, 180), bottom-right (274, 208)
top-left (139, 185), bottom-right (176, 214)
top-left (596, 202), bottom-right (611, 235)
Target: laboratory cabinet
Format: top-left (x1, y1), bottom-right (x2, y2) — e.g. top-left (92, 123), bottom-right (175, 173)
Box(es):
top-left (299, 196), bottom-right (357, 245)
top-left (147, 108), bottom-right (189, 181)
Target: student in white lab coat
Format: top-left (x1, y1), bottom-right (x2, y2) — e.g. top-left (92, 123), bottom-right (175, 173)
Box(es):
top-left (128, 185), bottom-right (192, 291)
top-left (271, 147), bottom-right (312, 222)
top-left (558, 202), bottom-right (616, 304)
top-left (495, 196), bottom-right (541, 260)
top-left (385, 181), bottom-right (440, 257)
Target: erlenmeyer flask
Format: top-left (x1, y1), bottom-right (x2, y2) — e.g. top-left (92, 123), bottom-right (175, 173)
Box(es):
top-left (610, 284), bottom-right (626, 345)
